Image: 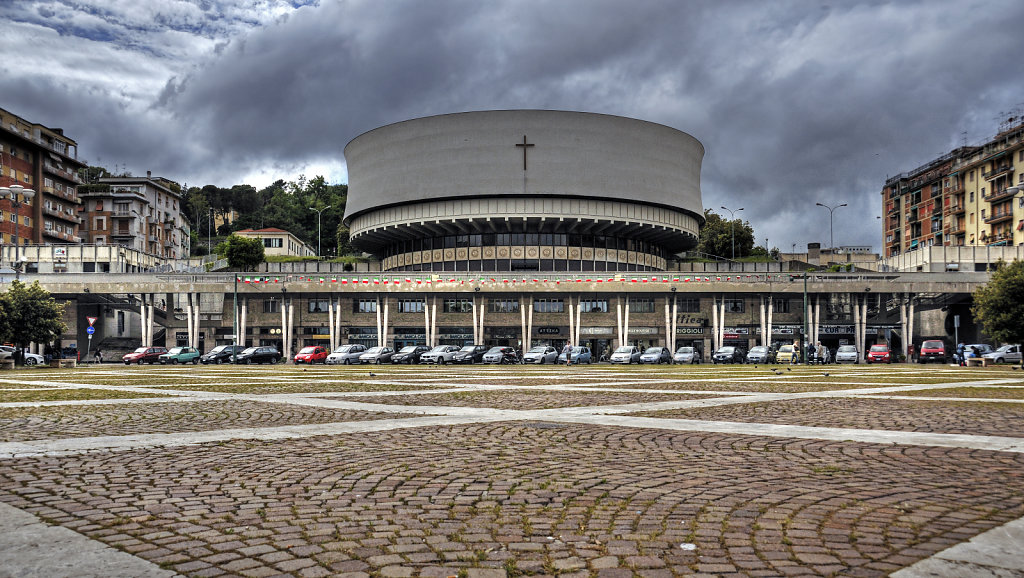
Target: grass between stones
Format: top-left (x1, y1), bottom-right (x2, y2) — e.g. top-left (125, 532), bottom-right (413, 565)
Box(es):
top-left (0, 389), bottom-right (172, 403)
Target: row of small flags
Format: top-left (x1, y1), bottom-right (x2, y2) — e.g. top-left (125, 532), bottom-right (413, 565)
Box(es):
top-left (237, 274), bottom-right (784, 285)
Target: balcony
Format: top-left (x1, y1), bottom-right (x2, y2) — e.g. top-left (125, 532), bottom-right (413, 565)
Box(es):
top-left (984, 210), bottom-right (1014, 225)
top-left (42, 229), bottom-right (75, 242)
top-left (42, 206), bottom-right (80, 223)
top-left (982, 164), bottom-right (1014, 180)
top-left (110, 230), bottom-right (134, 239)
top-left (42, 161), bottom-right (83, 184)
top-left (983, 231), bottom-right (1015, 245)
top-left (983, 187), bottom-right (1020, 203)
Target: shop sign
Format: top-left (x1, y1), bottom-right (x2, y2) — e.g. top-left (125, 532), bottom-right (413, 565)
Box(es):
top-left (677, 315), bottom-right (706, 325)
top-left (490, 333), bottom-right (518, 339)
top-left (175, 332), bottom-right (188, 339)
top-left (537, 327), bottom-right (561, 335)
top-left (819, 325), bottom-right (854, 334)
top-left (628, 327), bottom-right (659, 335)
top-left (348, 333), bottom-right (378, 340)
top-left (724, 327), bottom-right (749, 334)
top-left (441, 333), bottom-right (473, 340)
top-left (676, 327), bottom-right (704, 335)
top-left (579, 327), bottom-right (614, 335)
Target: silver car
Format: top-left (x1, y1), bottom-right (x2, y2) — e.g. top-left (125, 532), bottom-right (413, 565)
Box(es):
top-left (358, 346), bottom-right (394, 364)
top-left (326, 344), bottom-right (367, 365)
top-left (609, 346), bottom-right (641, 364)
top-left (523, 346), bottom-right (558, 364)
top-left (673, 347), bottom-right (701, 364)
top-left (558, 346), bottom-right (592, 364)
top-left (420, 345), bottom-right (459, 364)
top-left (639, 347), bottom-right (671, 364)
top-left (834, 345), bottom-right (859, 364)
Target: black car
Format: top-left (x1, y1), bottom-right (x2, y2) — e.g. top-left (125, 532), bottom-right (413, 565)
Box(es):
top-left (200, 344), bottom-right (246, 364)
top-left (712, 346), bottom-right (746, 364)
top-left (391, 345), bottom-right (429, 364)
top-left (233, 346), bottom-right (281, 364)
top-left (453, 344), bottom-right (489, 364)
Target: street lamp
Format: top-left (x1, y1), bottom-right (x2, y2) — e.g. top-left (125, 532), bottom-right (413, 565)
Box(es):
top-left (0, 184), bottom-right (36, 273)
top-left (720, 206), bottom-right (744, 260)
top-left (815, 202), bottom-right (848, 250)
top-left (309, 205), bottom-right (331, 257)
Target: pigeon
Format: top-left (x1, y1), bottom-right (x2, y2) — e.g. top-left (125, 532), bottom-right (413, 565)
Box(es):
top-left (754, 366), bottom-right (758, 369)
top-left (368, 372), bottom-right (376, 377)
top-left (823, 372), bottom-right (830, 377)
top-left (786, 368), bottom-right (792, 372)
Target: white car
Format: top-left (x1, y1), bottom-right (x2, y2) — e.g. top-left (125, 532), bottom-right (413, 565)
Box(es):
top-left (0, 346), bottom-right (45, 366)
top-left (420, 345), bottom-right (459, 364)
top-left (325, 344), bottom-right (367, 365)
top-left (834, 345), bottom-right (859, 364)
top-left (522, 346), bottom-right (558, 364)
top-left (609, 346), bottom-right (641, 364)
top-left (983, 345), bottom-right (1022, 365)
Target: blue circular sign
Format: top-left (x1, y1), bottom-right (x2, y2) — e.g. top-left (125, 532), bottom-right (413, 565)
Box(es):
top-left (86, 326), bottom-right (95, 335)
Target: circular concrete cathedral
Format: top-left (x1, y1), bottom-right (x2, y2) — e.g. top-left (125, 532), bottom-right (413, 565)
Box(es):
top-left (343, 110), bottom-right (704, 272)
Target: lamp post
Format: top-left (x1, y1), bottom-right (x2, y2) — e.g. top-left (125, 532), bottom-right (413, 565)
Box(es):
top-left (0, 184), bottom-right (36, 276)
top-left (309, 205), bottom-right (331, 257)
top-left (815, 202), bottom-right (848, 250)
top-left (720, 206), bottom-right (744, 260)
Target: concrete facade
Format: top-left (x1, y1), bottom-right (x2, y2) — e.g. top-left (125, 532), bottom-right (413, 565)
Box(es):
top-left (344, 111), bottom-right (705, 270)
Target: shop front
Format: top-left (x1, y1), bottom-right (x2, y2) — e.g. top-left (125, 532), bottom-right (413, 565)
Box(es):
top-left (533, 326), bottom-right (566, 350)
top-left (627, 326), bottom-right (662, 350)
top-left (579, 326), bottom-right (614, 360)
top-left (485, 326), bottom-right (520, 347)
top-left (675, 326), bottom-right (705, 356)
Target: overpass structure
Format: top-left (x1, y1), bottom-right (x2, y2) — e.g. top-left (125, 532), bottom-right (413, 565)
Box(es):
top-left (10, 271), bottom-right (991, 364)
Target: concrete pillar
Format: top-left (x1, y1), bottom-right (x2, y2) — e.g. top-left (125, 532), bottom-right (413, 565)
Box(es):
top-left (711, 295), bottom-right (719, 352)
top-left (526, 294), bottom-right (534, 350)
top-left (664, 297), bottom-right (671, 351)
top-left (240, 298), bottom-right (248, 348)
top-left (327, 296), bottom-right (335, 350)
top-left (424, 297), bottom-right (432, 347)
top-left (185, 294), bottom-right (194, 349)
top-left (431, 296), bottom-right (438, 347)
top-left (899, 293), bottom-right (908, 360)
top-left (147, 294), bottom-right (155, 347)
top-left (616, 296), bottom-right (623, 348)
top-left (375, 295), bottom-right (383, 348)
top-left (520, 293), bottom-right (527, 350)
top-left (813, 296), bottom-right (821, 346)
top-left (280, 295), bottom-right (288, 359)
top-left (286, 297), bottom-right (295, 361)
top-left (908, 294), bottom-right (915, 359)
top-left (567, 295), bottom-right (575, 346)
top-left (193, 299), bottom-right (202, 350)
top-left (718, 295), bottom-right (726, 350)
top-left (670, 294), bottom-right (678, 352)
top-left (766, 295), bottom-right (774, 350)
top-left (575, 298), bottom-right (582, 349)
top-left (759, 297), bottom-right (767, 346)
top-left (851, 293), bottom-right (861, 360)
top-left (335, 296), bottom-right (344, 346)
top-left (382, 296), bottom-right (390, 348)
top-left (139, 294), bottom-right (148, 347)
top-left (479, 297), bottom-right (486, 345)
top-left (623, 294), bottom-right (631, 347)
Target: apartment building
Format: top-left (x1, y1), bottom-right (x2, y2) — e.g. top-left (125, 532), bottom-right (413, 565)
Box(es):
top-left (235, 228), bottom-right (315, 258)
top-left (79, 172), bottom-right (191, 259)
top-left (0, 107), bottom-right (85, 248)
top-left (882, 120), bottom-right (1024, 257)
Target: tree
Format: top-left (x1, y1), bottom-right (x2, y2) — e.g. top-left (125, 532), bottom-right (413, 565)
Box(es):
top-left (972, 260), bottom-right (1024, 357)
top-left (697, 209), bottom-right (754, 259)
top-left (219, 234), bottom-right (265, 271)
top-left (0, 281), bottom-right (67, 364)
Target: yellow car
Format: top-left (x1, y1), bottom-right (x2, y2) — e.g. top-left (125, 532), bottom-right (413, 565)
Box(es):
top-left (775, 344), bottom-right (798, 363)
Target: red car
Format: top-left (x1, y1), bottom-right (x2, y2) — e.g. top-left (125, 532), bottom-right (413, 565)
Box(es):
top-left (293, 346), bottom-right (328, 364)
top-left (122, 346), bottom-right (169, 365)
top-left (918, 340), bottom-right (948, 363)
top-left (865, 344), bottom-right (892, 364)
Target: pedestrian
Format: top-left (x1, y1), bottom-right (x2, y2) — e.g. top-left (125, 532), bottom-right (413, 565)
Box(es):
top-left (94, 349), bottom-right (102, 364)
top-left (957, 342), bottom-right (965, 366)
top-left (562, 343), bottom-right (572, 366)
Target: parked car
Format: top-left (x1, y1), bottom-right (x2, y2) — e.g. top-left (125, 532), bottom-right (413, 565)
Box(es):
top-left (294, 345), bottom-right (329, 364)
top-left (0, 346), bottom-right (44, 366)
top-left (672, 346), bottom-right (701, 364)
top-left (453, 344), bottom-right (489, 364)
top-left (234, 346), bottom-right (280, 364)
top-left (834, 345), bottom-right (860, 364)
top-left (159, 346), bottom-right (200, 365)
top-left (746, 345), bottom-right (775, 364)
top-left (866, 344), bottom-right (892, 364)
top-left (359, 346), bottom-right (395, 364)
top-left (918, 340), bottom-right (949, 364)
top-left (558, 346), bottom-right (593, 364)
top-left (983, 344), bottom-right (1022, 364)
top-left (639, 346), bottom-right (671, 364)
top-left (420, 345), bottom-right (459, 364)
top-left (325, 344), bottom-right (367, 365)
top-left (482, 346), bottom-right (519, 364)
top-left (712, 346), bottom-right (745, 364)
top-left (523, 345), bottom-right (558, 364)
top-left (123, 346), bottom-right (169, 365)
top-left (200, 345), bottom-right (246, 364)
top-left (775, 344), bottom-right (798, 364)
top-left (609, 346), bottom-right (641, 364)
top-left (391, 345), bottom-right (429, 364)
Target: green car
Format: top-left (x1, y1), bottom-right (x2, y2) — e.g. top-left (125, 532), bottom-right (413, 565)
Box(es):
top-left (159, 346), bottom-right (201, 365)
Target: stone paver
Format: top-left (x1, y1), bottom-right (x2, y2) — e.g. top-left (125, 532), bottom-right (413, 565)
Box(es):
top-left (1, 363), bottom-right (1023, 576)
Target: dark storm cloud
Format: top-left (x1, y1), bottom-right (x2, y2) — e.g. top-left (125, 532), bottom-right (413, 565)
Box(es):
top-left (4, 0), bottom-right (1024, 251)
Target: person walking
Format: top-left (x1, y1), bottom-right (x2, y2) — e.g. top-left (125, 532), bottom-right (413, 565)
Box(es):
top-left (562, 343), bottom-right (572, 366)
top-left (957, 342), bottom-right (966, 366)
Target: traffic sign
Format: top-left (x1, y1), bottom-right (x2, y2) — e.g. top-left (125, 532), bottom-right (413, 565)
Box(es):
top-left (86, 326), bottom-right (95, 335)
top-left (87, 317), bottom-right (98, 327)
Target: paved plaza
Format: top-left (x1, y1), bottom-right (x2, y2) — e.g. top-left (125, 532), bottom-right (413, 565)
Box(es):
top-left (1, 363), bottom-right (1024, 577)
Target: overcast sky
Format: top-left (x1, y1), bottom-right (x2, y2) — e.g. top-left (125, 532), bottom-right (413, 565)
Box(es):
top-left (4, 0), bottom-right (1023, 253)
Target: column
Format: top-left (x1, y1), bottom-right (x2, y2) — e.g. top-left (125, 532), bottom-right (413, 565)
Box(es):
top-left (759, 296), bottom-right (767, 346)
top-left (623, 294), bottom-right (630, 346)
top-left (664, 297), bottom-right (671, 351)
top-left (766, 295), bottom-right (774, 350)
top-left (813, 296), bottom-right (821, 347)
top-left (193, 298), bottom-right (202, 350)
top-left (670, 293), bottom-right (678, 352)
top-left (280, 294), bottom-right (288, 358)
top-left (375, 295), bottom-right (383, 348)
top-left (431, 296), bottom-right (438, 347)
top-left (286, 297), bottom-right (295, 361)
top-left (567, 295), bottom-right (575, 346)
top-left (382, 296), bottom-right (390, 348)
top-left (240, 298), bottom-right (248, 348)
top-left (471, 296), bottom-right (479, 344)
top-left (718, 295), bottom-right (726, 350)
top-left (424, 297), bottom-right (432, 347)
top-left (478, 296), bottom-right (486, 345)
top-left (139, 294), bottom-right (149, 347)
top-left (335, 296), bottom-right (344, 346)
top-left (616, 296), bottom-right (623, 348)
top-left (575, 298), bottom-right (582, 349)
top-left (899, 293), bottom-right (908, 360)
top-left (851, 293), bottom-right (860, 360)
top-left (908, 294), bottom-right (915, 359)
top-left (147, 294), bottom-right (155, 347)
top-left (185, 294), bottom-right (194, 349)
top-left (711, 295), bottom-right (719, 352)
top-left (526, 294), bottom-right (534, 350)
top-left (327, 296), bottom-right (335, 350)
top-left (520, 294), bottom-right (527, 351)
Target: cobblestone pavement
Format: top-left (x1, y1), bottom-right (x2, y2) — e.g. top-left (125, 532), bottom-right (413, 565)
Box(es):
top-left (1, 363), bottom-right (1024, 577)
top-left (630, 397), bottom-right (1024, 438)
